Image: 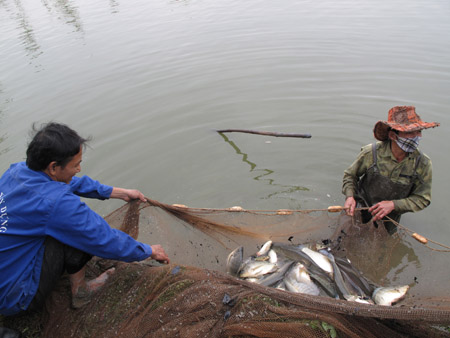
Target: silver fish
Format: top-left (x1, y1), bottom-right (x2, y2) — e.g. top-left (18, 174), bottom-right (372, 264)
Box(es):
top-left (267, 249), bottom-right (278, 264)
top-left (320, 250), bottom-right (357, 300)
top-left (299, 245), bottom-right (333, 276)
top-left (308, 268), bottom-right (339, 298)
top-left (346, 295), bottom-right (374, 305)
top-left (271, 242), bottom-right (317, 269)
top-left (272, 243), bottom-right (336, 296)
top-left (372, 285), bottom-right (410, 306)
top-left (256, 240), bottom-right (273, 257)
top-left (239, 260), bottom-right (278, 278)
top-left (274, 280), bottom-right (287, 291)
top-left (273, 243), bottom-right (330, 275)
top-left (284, 262), bottom-right (321, 296)
top-left (340, 269), bottom-right (370, 299)
top-left (226, 246), bottom-right (243, 277)
top-left (333, 255), bottom-right (374, 296)
top-left (256, 260), bottom-right (295, 287)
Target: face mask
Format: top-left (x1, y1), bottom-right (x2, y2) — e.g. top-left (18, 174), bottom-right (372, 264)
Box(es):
top-left (395, 135), bottom-right (421, 153)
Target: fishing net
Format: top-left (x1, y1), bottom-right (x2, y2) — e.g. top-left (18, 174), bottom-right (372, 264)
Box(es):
top-left (3, 200), bottom-right (450, 337)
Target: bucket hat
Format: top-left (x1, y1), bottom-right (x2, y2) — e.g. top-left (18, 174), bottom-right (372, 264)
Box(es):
top-left (373, 106), bottom-right (440, 141)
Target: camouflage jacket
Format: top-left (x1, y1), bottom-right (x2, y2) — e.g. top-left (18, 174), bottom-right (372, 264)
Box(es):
top-left (342, 141), bottom-right (432, 213)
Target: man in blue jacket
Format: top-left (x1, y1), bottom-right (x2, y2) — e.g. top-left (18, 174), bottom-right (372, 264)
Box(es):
top-left (0, 122), bottom-right (170, 316)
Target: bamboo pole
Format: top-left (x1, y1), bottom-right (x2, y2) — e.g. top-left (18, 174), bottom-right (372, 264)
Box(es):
top-left (216, 129), bottom-right (312, 138)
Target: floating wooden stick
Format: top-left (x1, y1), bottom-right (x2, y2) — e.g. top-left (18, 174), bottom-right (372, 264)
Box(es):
top-left (217, 129), bottom-right (312, 138)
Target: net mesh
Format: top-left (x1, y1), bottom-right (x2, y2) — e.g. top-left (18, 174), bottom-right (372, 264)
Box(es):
top-left (3, 200), bottom-right (450, 337)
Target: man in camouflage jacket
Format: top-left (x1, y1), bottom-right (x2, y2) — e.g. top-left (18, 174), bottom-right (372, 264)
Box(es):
top-left (342, 106), bottom-right (439, 232)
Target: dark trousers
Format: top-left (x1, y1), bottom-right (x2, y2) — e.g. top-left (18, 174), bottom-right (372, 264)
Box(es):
top-left (26, 237), bottom-right (92, 313)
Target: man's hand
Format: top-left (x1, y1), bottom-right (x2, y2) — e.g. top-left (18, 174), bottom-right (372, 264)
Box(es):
top-left (150, 244), bottom-right (170, 264)
top-left (369, 201), bottom-right (395, 221)
top-left (110, 187), bottom-right (146, 202)
top-left (344, 196), bottom-right (356, 216)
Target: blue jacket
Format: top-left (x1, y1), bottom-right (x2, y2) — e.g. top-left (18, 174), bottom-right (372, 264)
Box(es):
top-left (0, 162), bottom-right (152, 315)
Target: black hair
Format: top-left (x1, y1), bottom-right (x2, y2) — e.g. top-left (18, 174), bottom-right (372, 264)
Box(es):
top-left (26, 122), bottom-right (91, 171)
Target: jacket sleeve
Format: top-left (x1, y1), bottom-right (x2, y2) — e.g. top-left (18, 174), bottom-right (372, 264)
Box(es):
top-left (46, 191), bottom-right (152, 262)
top-left (342, 145), bottom-right (372, 198)
top-left (393, 155), bottom-right (432, 213)
top-left (69, 176), bottom-right (113, 200)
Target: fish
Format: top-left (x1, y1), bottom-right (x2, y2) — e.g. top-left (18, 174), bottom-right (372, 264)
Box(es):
top-left (256, 240), bottom-right (273, 256)
top-left (284, 262), bottom-right (321, 296)
top-left (274, 280), bottom-right (287, 291)
top-left (272, 243), bottom-right (337, 296)
top-left (319, 250), bottom-right (358, 300)
top-left (226, 246), bottom-right (244, 276)
top-left (239, 259), bottom-right (278, 278)
top-left (317, 250), bottom-right (370, 299)
top-left (273, 243), bottom-right (334, 276)
top-left (307, 268), bottom-right (339, 298)
top-left (254, 249), bottom-right (277, 263)
top-left (228, 241), bottom-right (406, 307)
top-left (256, 260), bottom-right (295, 287)
top-left (271, 242), bottom-right (318, 269)
top-left (244, 278), bottom-right (260, 283)
top-left (299, 245), bottom-right (333, 276)
top-left (345, 295), bottom-right (374, 305)
top-left (267, 249), bottom-right (278, 264)
top-left (340, 269), bottom-right (369, 299)
top-left (372, 285), bottom-right (410, 306)
top-left (332, 255), bottom-right (374, 296)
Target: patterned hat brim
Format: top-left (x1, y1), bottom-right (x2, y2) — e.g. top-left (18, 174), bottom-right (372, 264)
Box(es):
top-left (373, 120), bottom-right (440, 141)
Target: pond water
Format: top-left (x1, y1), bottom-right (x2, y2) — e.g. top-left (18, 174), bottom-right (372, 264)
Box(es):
top-left (1, 0), bottom-right (449, 282)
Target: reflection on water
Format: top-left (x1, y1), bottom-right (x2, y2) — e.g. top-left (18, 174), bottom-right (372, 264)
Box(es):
top-left (11, 0), bottom-right (42, 60)
top-left (219, 132), bottom-right (309, 205)
top-left (109, 0), bottom-right (119, 14)
top-left (373, 232), bottom-right (420, 285)
top-left (4, 0), bottom-right (84, 65)
top-left (387, 242), bottom-right (421, 284)
top-left (41, 0), bottom-right (83, 33)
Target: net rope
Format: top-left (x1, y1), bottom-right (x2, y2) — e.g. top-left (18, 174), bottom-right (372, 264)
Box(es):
top-left (145, 198), bottom-right (450, 252)
top-left (139, 199), bottom-right (450, 317)
top-left (4, 199), bottom-right (449, 338)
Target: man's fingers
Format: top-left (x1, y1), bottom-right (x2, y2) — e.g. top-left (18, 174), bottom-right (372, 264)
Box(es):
top-left (350, 204), bottom-right (356, 215)
top-left (156, 256), bottom-right (169, 264)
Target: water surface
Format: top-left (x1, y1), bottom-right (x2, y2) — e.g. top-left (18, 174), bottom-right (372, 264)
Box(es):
top-left (1, 0), bottom-right (449, 290)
